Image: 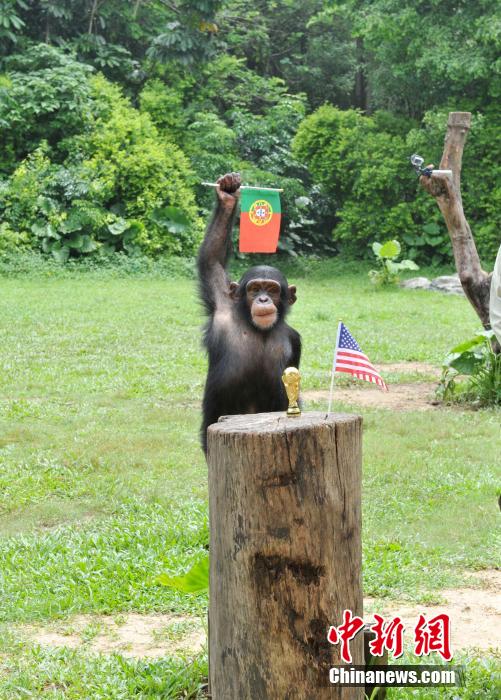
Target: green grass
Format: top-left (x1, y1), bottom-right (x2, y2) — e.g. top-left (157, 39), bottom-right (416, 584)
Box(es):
top-left (0, 263), bottom-right (499, 697)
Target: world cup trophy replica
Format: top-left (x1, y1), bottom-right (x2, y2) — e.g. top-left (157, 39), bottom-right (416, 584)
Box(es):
top-left (282, 367), bottom-right (301, 417)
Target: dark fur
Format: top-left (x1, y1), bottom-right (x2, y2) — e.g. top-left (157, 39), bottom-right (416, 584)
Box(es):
top-left (197, 176), bottom-right (301, 454)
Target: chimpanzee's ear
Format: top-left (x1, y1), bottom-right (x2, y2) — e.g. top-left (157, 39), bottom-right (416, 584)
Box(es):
top-left (229, 281), bottom-right (239, 300)
top-left (288, 285), bottom-right (297, 305)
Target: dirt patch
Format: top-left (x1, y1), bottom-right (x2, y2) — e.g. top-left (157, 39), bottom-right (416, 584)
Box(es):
top-left (364, 570), bottom-right (501, 651)
top-left (304, 382), bottom-right (439, 411)
top-left (303, 361), bottom-right (443, 411)
top-left (20, 613), bottom-right (205, 659)
top-left (379, 362), bottom-right (440, 377)
top-left (17, 572), bottom-right (500, 657)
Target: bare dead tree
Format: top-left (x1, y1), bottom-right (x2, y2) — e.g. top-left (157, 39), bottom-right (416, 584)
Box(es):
top-left (419, 112), bottom-right (494, 335)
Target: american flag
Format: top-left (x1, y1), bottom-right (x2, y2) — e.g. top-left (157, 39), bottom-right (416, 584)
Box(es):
top-left (333, 322), bottom-right (388, 391)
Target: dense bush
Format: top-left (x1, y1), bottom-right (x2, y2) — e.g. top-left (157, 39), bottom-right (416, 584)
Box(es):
top-left (407, 107), bottom-right (501, 265)
top-left (293, 105), bottom-right (500, 265)
top-left (0, 47), bottom-right (201, 259)
top-left (0, 45), bottom-right (94, 172)
top-left (1, 3), bottom-right (499, 268)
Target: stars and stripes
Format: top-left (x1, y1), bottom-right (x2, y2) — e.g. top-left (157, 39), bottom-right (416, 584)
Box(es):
top-left (333, 322), bottom-right (388, 391)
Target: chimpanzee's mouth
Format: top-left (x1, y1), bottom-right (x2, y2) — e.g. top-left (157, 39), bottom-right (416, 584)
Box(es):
top-left (253, 306), bottom-right (276, 317)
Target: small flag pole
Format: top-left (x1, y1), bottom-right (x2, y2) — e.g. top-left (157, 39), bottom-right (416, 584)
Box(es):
top-left (327, 320), bottom-right (343, 415)
top-left (201, 182), bottom-right (284, 192)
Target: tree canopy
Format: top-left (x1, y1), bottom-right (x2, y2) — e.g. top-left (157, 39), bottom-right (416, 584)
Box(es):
top-left (0, 0), bottom-right (499, 263)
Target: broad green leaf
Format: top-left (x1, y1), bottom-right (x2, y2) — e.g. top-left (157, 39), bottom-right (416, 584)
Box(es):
top-left (379, 239), bottom-right (401, 259)
top-left (402, 233), bottom-right (418, 245)
top-left (151, 206), bottom-right (190, 233)
top-left (80, 236), bottom-right (97, 253)
top-left (61, 214), bottom-right (83, 234)
top-left (423, 222), bottom-right (440, 235)
top-left (450, 335), bottom-right (488, 354)
top-left (108, 218), bottom-right (129, 236)
top-left (449, 352), bottom-right (484, 375)
top-left (424, 235), bottom-right (444, 247)
top-left (397, 260), bottom-right (419, 270)
top-left (156, 554), bottom-right (209, 594)
top-left (31, 222), bottom-right (48, 237)
top-left (66, 233), bottom-right (83, 249)
top-left (51, 244), bottom-right (70, 263)
top-left (100, 243), bottom-right (116, 254)
top-left (37, 197), bottom-right (56, 216)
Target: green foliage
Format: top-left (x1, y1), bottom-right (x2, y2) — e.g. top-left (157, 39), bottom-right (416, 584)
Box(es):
top-left (369, 239), bottom-right (419, 286)
top-left (216, 1), bottom-right (357, 109)
top-left (293, 106), bottom-right (418, 257)
top-left (439, 331), bottom-right (501, 406)
top-left (0, 1), bottom-right (499, 268)
top-left (0, 0), bottom-right (27, 47)
top-left (408, 107), bottom-right (501, 264)
top-left (139, 78), bottom-right (189, 140)
top-left (293, 105), bottom-right (499, 264)
top-left (0, 45), bottom-right (94, 170)
top-left (157, 554), bottom-right (209, 594)
top-left (82, 75), bottom-right (201, 256)
top-left (348, 0), bottom-right (501, 117)
top-left (0, 59), bottom-right (201, 260)
top-left (0, 220), bottom-right (28, 252)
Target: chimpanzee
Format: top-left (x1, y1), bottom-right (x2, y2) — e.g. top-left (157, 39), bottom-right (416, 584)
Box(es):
top-left (197, 172), bottom-right (301, 453)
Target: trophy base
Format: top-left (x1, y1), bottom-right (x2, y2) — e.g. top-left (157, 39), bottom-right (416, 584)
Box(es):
top-left (286, 406), bottom-right (301, 417)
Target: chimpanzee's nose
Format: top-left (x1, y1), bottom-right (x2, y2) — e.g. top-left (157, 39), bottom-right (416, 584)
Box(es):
top-left (258, 295), bottom-right (268, 303)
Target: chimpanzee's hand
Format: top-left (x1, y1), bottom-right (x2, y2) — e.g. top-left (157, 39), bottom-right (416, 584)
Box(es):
top-left (216, 172), bottom-right (241, 210)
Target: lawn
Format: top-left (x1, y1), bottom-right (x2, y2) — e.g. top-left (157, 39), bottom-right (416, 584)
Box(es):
top-left (0, 262), bottom-right (499, 698)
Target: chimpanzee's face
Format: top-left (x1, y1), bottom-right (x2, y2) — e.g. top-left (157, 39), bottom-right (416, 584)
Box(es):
top-left (229, 265), bottom-right (297, 332)
top-left (245, 278), bottom-right (282, 330)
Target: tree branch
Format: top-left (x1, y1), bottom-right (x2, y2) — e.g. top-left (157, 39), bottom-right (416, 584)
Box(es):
top-left (419, 111), bottom-right (493, 332)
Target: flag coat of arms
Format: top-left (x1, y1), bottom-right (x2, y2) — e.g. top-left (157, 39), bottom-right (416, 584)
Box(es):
top-left (333, 322), bottom-right (388, 391)
top-left (239, 189), bottom-right (281, 253)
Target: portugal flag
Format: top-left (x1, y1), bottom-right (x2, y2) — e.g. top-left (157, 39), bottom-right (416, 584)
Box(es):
top-left (239, 189), bottom-right (281, 253)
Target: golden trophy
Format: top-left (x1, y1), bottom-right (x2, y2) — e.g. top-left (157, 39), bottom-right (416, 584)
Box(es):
top-left (282, 367), bottom-right (301, 417)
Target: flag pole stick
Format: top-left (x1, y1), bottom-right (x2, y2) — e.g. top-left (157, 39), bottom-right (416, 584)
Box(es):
top-left (201, 182), bottom-right (284, 192)
top-left (327, 320), bottom-right (342, 415)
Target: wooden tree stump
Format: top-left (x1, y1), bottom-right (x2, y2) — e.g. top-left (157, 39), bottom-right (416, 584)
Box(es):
top-left (207, 411), bottom-right (363, 699)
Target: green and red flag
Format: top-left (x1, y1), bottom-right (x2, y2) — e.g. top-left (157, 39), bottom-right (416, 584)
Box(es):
top-left (239, 188), bottom-right (281, 253)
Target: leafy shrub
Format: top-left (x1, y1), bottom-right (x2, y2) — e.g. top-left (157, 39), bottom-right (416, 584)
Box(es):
top-left (0, 45), bottom-right (94, 171)
top-left (407, 107), bottom-right (501, 266)
top-left (293, 105), bottom-right (499, 266)
top-left (293, 106), bottom-right (419, 258)
top-left (0, 221), bottom-right (28, 253)
top-left (0, 54), bottom-right (202, 259)
top-left (139, 78), bottom-right (189, 140)
top-left (197, 54), bottom-right (293, 115)
top-left (181, 111), bottom-right (240, 212)
top-left (369, 239), bottom-right (418, 286)
top-left (438, 331), bottom-right (501, 406)
top-left (78, 75), bottom-right (202, 256)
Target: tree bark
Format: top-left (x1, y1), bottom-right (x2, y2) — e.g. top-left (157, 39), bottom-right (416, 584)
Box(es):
top-left (88, 0), bottom-right (99, 35)
top-left (354, 37), bottom-right (368, 113)
top-left (207, 411), bottom-right (364, 700)
top-left (419, 112), bottom-right (493, 332)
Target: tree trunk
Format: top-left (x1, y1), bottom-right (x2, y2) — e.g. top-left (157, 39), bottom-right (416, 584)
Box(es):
top-left (88, 0), bottom-right (99, 35)
top-left (419, 112), bottom-right (494, 335)
top-left (207, 411), bottom-right (364, 700)
top-left (354, 38), bottom-right (368, 113)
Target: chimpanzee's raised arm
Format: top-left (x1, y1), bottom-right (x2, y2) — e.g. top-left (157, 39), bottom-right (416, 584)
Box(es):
top-left (197, 172), bottom-right (241, 314)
